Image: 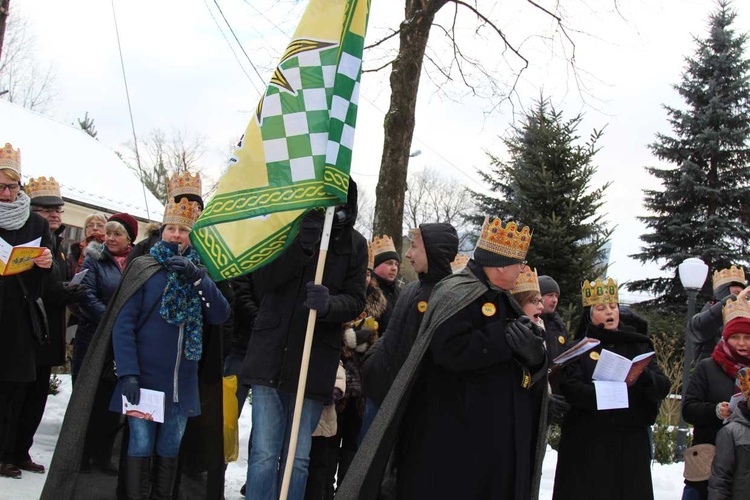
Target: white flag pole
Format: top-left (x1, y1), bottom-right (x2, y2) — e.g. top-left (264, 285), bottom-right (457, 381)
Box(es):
top-left (279, 205), bottom-right (336, 500)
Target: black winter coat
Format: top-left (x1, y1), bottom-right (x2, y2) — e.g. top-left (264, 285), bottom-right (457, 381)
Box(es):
top-left (553, 318), bottom-right (671, 500)
top-left (240, 220), bottom-right (367, 402)
top-left (38, 226), bottom-right (75, 366)
top-left (371, 274), bottom-right (399, 333)
top-left (231, 273), bottom-right (259, 358)
top-left (361, 222), bottom-right (458, 406)
top-left (542, 311), bottom-right (569, 361)
top-left (0, 212), bottom-right (54, 382)
top-left (125, 226), bottom-right (161, 265)
top-left (397, 261), bottom-right (544, 500)
top-left (684, 358), bottom-right (738, 446)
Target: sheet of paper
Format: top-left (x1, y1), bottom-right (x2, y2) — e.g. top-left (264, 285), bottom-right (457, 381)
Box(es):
top-left (724, 393), bottom-right (745, 424)
top-left (594, 380), bottom-right (629, 410)
top-left (552, 337), bottom-right (601, 365)
top-left (0, 236), bottom-right (11, 263)
top-left (68, 269), bottom-right (89, 286)
top-left (592, 349), bottom-right (632, 382)
top-left (122, 388), bottom-right (165, 423)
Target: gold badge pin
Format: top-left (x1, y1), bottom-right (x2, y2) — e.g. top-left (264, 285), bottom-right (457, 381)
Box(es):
top-left (481, 302), bottom-right (496, 317)
top-left (417, 301), bottom-right (428, 313)
top-left (590, 351), bottom-right (600, 361)
top-left (558, 335), bottom-right (565, 345)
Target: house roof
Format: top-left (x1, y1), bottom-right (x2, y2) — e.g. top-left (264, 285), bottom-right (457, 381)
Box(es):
top-left (0, 100), bottom-right (164, 221)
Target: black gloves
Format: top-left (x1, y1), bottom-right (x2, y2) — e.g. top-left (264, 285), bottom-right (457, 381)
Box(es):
top-left (547, 393), bottom-right (571, 424)
top-left (505, 316), bottom-right (545, 368)
top-left (304, 282), bottom-right (330, 316)
top-left (298, 210), bottom-right (325, 252)
top-left (121, 376), bottom-right (140, 405)
top-left (167, 256), bottom-right (206, 284)
top-left (63, 284), bottom-right (86, 303)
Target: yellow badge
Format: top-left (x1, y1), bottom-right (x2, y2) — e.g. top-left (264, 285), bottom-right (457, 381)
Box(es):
top-left (481, 302), bottom-right (496, 317)
top-left (417, 301), bottom-right (428, 313)
top-left (558, 335), bottom-right (566, 345)
top-left (590, 351), bottom-right (600, 361)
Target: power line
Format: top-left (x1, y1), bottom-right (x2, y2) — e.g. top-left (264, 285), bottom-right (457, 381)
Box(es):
top-left (202, 0), bottom-right (261, 93)
top-left (212, 0), bottom-right (266, 84)
top-left (110, 0), bottom-right (150, 220)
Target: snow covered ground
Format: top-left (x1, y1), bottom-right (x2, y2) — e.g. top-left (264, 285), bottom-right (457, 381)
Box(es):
top-left (2, 375), bottom-right (685, 499)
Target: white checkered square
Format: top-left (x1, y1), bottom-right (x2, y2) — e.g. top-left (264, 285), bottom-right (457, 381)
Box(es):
top-left (290, 156), bottom-right (316, 182)
top-left (283, 67), bottom-right (302, 93)
top-left (351, 81), bottom-right (360, 105)
top-left (331, 96), bottom-right (349, 121)
top-left (297, 50), bottom-right (321, 67)
top-left (283, 112), bottom-right (310, 136)
top-left (341, 123), bottom-right (355, 150)
top-left (302, 88), bottom-right (328, 111)
top-left (310, 133), bottom-right (328, 156)
top-left (338, 52), bottom-right (361, 81)
top-left (262, 93), bottom-right (282, 118)
top-left (323, 64), bottom-right (336, 88)
top-left (263, 138), bottom-right (291, 163)
top-left (326, 141), bottom-right (340, 164)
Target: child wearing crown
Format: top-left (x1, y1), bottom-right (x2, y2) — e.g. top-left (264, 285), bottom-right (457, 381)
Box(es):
top-left (708, 366), bottom-right (750, 498)
top-left (552, 278), bottom-right (671, 500)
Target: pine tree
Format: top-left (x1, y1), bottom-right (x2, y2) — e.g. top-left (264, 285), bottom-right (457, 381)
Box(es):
top-left (471, 98), bottom-right (612, 318)
top-left (76, 112), bottom-right (98, 139)
top-left (630, 1), bottom-right (750, 304)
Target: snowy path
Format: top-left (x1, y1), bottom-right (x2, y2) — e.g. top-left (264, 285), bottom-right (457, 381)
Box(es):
top-left (1, 375), bottom-right (684, 499)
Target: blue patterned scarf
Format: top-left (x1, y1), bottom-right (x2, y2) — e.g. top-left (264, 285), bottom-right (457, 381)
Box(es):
top-left (150, 240), bottom-right (203, 361)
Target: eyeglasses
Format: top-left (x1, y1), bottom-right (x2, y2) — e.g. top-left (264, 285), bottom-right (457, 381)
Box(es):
top-left (0, 183), bottom-right (20, 193)
top-left (32, 207), bottom-right (64, 214)
top-left (529, 298), bottom-right (543, 305)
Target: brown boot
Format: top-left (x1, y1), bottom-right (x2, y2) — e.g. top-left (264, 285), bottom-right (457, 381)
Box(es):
top-left (15, 459), bottom-right (45, 474)
top-left (0, 463), bottom-right (21, 479)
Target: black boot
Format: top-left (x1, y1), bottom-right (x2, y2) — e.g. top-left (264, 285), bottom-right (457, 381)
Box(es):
top-left (124, 457), bottom-right (151, 500)
top-left (150, 456), bottom-right (179, 500)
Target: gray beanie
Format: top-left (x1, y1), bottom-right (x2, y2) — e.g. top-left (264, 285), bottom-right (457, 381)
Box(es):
top-left (539, 275), bottom-right (560, 296)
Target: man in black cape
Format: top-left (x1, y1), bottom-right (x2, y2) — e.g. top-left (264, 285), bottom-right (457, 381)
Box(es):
top-left (337, 216), bottom-right (549, 500)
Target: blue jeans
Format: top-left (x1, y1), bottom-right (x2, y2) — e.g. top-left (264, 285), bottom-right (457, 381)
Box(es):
top-left (681, 483), bottom-right (706, 500)
top-left (245, 386), bottom-right (323, 500)
top-left (127, 402), bottom-right (188, 458)
top-left (358, 397), bottom-right (379, 446)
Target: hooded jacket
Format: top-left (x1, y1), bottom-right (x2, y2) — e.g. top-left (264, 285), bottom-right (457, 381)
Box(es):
top-left (708, 402), bottom-right (750, 499)
top-left (361, 222), bottom-right (458, 406)
top-left (239, 180), bottom-right (368, 402)
top-left (689, 283), bottom-right (737, 362)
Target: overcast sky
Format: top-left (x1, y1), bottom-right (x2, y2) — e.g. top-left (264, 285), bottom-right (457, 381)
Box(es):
top-left (9, 0), bottom-right (750, 299)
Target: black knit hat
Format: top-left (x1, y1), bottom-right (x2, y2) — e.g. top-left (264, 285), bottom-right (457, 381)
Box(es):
top-left (539, 275), bottom-right (560, 296)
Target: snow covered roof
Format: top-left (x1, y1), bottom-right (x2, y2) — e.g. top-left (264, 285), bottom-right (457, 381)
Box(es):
top-left (0, 100), bottom-right (163, 221)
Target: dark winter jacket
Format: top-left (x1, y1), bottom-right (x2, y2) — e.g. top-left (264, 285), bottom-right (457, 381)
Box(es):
top-left (0, 212), bottom-right (54, 382)
top-left (361, 222), bottom-right (458, 406)
top-left (38, 225), bottom-right (76, 366)
top-left (109, 256), bottom-right (230, 416)
top-left (371, 273), bottom-right (400, 334)
top-left (708, 402), bottom-right (750, 500)
top-left (542, 312), bottom-right (570, 362)
top-left (689, 284), bottom-right (734, 362)
top-left (125, 224), bottom-right (161, 265)
top-left (240, 186), bottom-right (368, 402)
top-left (231, 273), bottom-right (259, 358)
top-left (77, 246), bottom-right (126, 346)
top-left (684, 358), bottom-right (739, 446)
top-left (553, 314), bottom-right (671, 500)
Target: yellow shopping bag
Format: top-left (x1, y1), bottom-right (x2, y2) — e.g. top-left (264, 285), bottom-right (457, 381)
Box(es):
top-left (223, 375), bottom-right (239, 463)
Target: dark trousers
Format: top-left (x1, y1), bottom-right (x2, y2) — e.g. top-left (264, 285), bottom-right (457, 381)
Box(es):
top-left (0, 381), bottom-right (26, 464)
top-left (3, 364), bottom-right (51, 463)
top-left (334, 399), bottom-right (362, 489)
top-left (305, 436), bottom-right (338, 500)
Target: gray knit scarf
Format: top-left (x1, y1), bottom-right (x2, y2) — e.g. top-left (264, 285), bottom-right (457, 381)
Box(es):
top-left (0, 190), bottom-right (30, 231)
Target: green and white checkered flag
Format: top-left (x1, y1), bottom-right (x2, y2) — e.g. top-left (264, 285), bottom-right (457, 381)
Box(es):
top-left (191, 0), bottom-right (370, 280)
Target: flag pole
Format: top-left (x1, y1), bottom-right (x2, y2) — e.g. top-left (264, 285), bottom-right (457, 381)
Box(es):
top-left (279, 205), bottom-right (336, 500)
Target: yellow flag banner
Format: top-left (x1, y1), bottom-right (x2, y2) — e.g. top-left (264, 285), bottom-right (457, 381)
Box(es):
top-left (191, 0), bottom-right (370, 280)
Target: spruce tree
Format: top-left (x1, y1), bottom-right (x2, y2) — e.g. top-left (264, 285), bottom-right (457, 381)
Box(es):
top-left (630, 1), bottom-right (750, 304)
top-left (471, 98), bottom-right (612, 319)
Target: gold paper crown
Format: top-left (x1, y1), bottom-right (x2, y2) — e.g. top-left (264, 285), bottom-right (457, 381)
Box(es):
top-left (738, 367), bottom-right (750, 397)
top-left (0, 143), bottom-right (21, 174)
top-left (582, 278), bottom-right (619, 308)
top-left (713, 266), bottom-right (746, 291)
top-left (475, 216), bottom-right (531, 260)
top-left (167, 171), bottom-right (202, 198)
top-left (367, 241), bottom-right (375, 269)
top-left (163, 197), bottom-right (199, 228)
top-left (722, 297), bottom-right (750, 323)
top-left (371, 235), bottom-right (396, 257)
top-left (26, 176), bottom-right (61, 200)
top-left (512, 268), bottom-right (540, 295)
top-left (450, 253), bottom-right (470, 274)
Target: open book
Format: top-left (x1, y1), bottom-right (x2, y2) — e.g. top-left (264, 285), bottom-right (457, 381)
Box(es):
top-left (0, 236), bottom-right (44, 276)
top-left (552, 337), bottom-right (601, 366)
top-left (591, 350), bottom-right (655, 410)
top-left (122, 389), bottom-right (165, 423)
